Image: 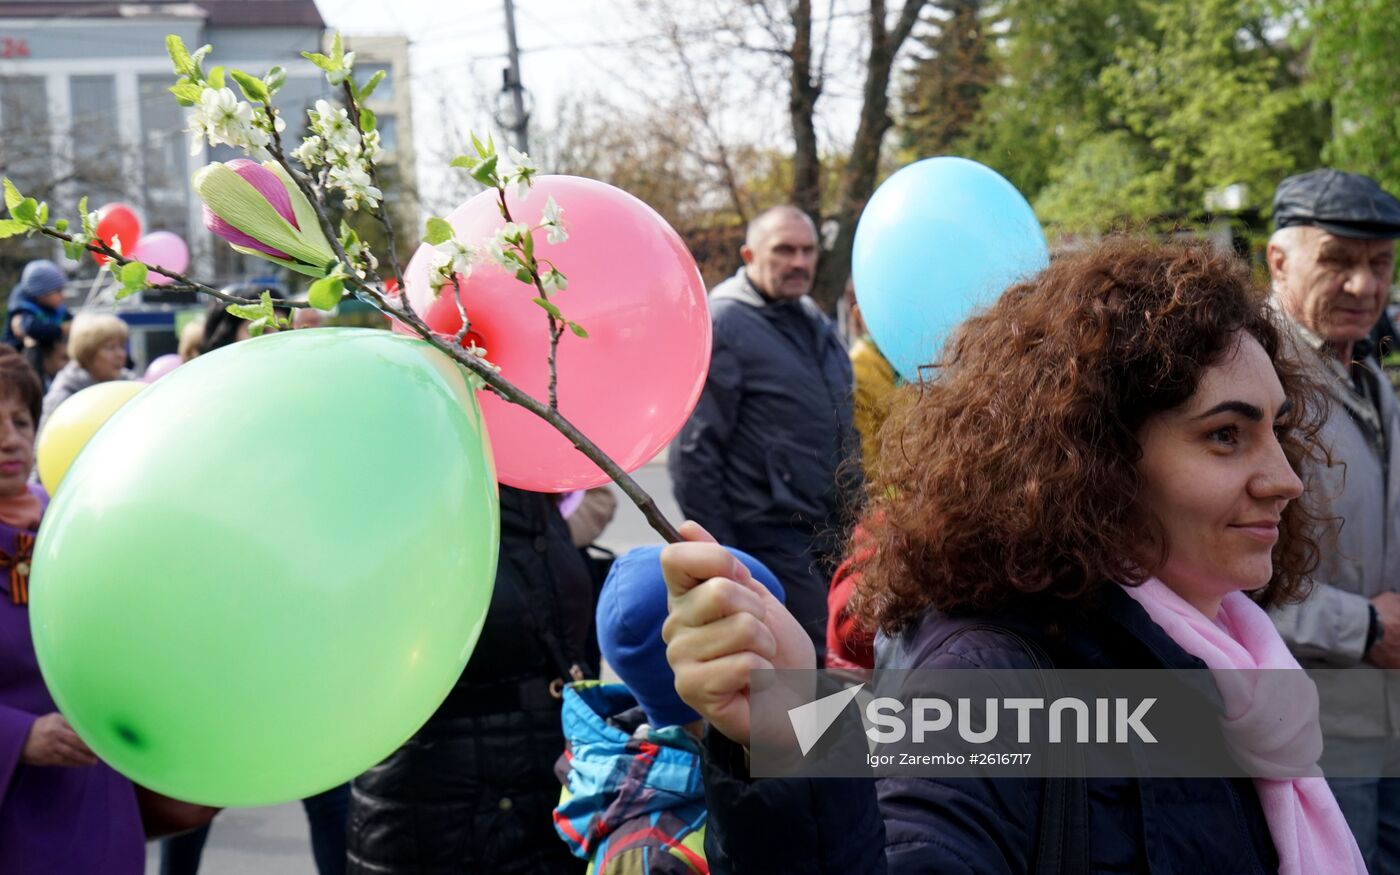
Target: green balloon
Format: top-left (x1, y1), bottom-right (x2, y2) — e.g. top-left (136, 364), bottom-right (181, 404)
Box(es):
top-left (30, 328), bottom-right (499, 807)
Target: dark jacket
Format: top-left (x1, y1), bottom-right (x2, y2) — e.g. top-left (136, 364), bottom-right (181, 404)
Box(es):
top-left (2, 274), bottom-right (68, 350)
top-left (348, 487), bottom-right (592, 875)
top-left (669, 269), bottom-right (860, 548)
top-left (700, 585), bottom-right (1280, 874)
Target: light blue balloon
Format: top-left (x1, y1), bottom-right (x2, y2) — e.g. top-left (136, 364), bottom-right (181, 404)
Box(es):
top-left (852, 157), bottom-right (1049, 380)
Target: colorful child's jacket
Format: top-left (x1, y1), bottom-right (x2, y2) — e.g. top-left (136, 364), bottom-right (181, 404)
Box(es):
top-left (554, 682), bottom-right (708, 875)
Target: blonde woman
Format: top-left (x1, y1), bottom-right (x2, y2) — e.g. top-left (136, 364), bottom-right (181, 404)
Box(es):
top-left (39, 313), bottom-right (133, 433)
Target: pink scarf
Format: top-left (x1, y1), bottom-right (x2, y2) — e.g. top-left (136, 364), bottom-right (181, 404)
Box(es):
top-left (1121, 578), bottom-right (1365, 875)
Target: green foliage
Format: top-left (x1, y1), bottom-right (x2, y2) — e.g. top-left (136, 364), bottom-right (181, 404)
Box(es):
top-left (897, 0), bottom-right (993, 160)
top-left (532, 297), bottom-right (563, 320)
top-left (566, 320), bottom-right (589, 339)
top-left (1305, 0), bottom-right (1400, 195)
top-left (356, 70), bottom-right (387, 102)
top-left (1099, 0), bottom-right (1301, 223)
top-left (0, 219), bottom-right (26, 240)
top-left (308, 276), bottom-right (344, 311)
top-left (229, 69), bottom-right (270, 104)
top-left (116, 263), bottom-right (148, 300)
top-left (425, 218), bottom-right (453, 246)
top-left (898, 0), bottom-right (1322, 239)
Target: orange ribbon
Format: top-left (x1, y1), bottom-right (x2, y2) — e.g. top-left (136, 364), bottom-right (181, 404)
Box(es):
top-left (3, 532), bottom-right (35, 605)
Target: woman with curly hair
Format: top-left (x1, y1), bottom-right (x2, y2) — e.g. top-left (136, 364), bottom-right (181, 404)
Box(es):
top-left (662, 237), bottom-right (1366, 873)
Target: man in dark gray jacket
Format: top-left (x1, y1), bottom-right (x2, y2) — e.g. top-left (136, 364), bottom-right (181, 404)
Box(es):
top-left (669, 206), bottom-right (861, 654)
top-left (1266, 168), bottom-right (1400, 872)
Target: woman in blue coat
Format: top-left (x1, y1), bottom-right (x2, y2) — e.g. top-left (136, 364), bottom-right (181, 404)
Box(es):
top-left (661, 239), bottom-right (1365, 874)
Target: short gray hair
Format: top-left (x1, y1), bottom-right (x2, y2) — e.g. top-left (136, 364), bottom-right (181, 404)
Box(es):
top-left (745, 205), bottom-right (817, 250)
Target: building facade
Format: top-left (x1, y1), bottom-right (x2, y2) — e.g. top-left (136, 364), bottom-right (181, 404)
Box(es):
top-left (0, 0), bottom-right (327, 286)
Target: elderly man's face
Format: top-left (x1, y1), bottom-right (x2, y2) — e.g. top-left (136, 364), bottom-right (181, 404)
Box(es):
top-left (1272, 226), bottom-right (1395, 345)
top-left (743, 214), bottom-right (818, 300)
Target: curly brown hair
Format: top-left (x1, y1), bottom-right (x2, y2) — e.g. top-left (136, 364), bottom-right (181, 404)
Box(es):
top-left (850, 237), bottom-right (1328, 634)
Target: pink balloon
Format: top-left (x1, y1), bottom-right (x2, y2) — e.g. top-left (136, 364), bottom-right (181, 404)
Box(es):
top-left (142, 354), bottom-right (183, 383)
top-left (401, 176), bottom-right (711, 492)
top-left (130, 231), bottom-right (190, 286)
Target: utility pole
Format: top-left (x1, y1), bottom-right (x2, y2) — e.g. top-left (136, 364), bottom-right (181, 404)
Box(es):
top-left (499, 0), bottom-right (530, 154)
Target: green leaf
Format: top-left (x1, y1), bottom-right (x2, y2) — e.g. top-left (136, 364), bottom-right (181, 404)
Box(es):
top-left (190, 44), bottom-right (213, 75)
top-left (425, 217), bottom-right (453, 246)
top-left (62, 240), bottom-right (86, 261)
top-left (246, 317), bottom-right (270, 337)
top-left (53, 218), bottom-right (68, 232)
top-left (358, 107), bottom-right (376, 132)
top-left (35, 202), bottom-right (47, 226)
top-left (3, 178), bottom-right (21, 212)
top-left (226, 303), bottom-right (266, 321)
top-left (521, 229), bottom-right (535, 260)
top-left (449, 155), bottom-right (477, 171)
top-left (331, 32), bottom-right (344, 65)
top-left (12, 198), bottom-right (37, 225)
top-left (469, 154), bottom-right (499, 187)
top-left (517, 268), bottom-right (535, 285)
top-left (206, 66), bottom-right (225, 89)
top-left (470, 132), bottom-right (487, 156)
top-left (532, 296), bottom-right (563, 319)
top-left (301, 51), bottom-right (337, 74)
top-left (307, 275), bottom-right (344, 310)
top-left (117, 262), bottom-right (148, 300)
top-left (358, 69), bottom-right (386, 101)
top-left (229, 69), bottom-right (269, 103)
top-left (166, 35), bottom-right (197, 78)
top-left (169, 80), bottom-right (203, 106)
top-left (77, 196), bottom-right (91, 234)
top-left (265, 66), bottom-right (287, 95)
top-left (567, 320), bottom-right (589, 339)
top-left (0, 219), bottom-right (26, 239)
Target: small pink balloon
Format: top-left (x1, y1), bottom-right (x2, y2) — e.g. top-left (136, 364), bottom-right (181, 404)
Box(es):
top-left (401, 176), bottom-right (711, 492)
top-left (130, 231), bottom-right (190, 286)
top-left (142, 353), bottom-right (183, 383)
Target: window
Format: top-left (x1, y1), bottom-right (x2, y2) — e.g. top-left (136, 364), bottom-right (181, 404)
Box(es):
top-left (0, 77), bottom-right (51, 197)
top-left (69, 75), bottom-right (122, 207)
top-left (376, 113), bottom-right (396, 153)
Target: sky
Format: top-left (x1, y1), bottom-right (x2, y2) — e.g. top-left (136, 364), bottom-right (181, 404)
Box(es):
top-left (316, 0), bottom-right (877, 211)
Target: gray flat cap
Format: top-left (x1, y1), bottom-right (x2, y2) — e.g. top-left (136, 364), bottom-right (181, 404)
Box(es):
top-left (1272, 169), bottom-right (1400, 239)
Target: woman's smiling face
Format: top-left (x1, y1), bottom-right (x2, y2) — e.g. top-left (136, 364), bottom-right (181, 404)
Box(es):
top-left (1134, 333), bottom-right (1304, 617)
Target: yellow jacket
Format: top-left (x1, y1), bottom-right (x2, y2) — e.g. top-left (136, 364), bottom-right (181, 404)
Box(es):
top-left (849, 337), bottom-right (897, 473)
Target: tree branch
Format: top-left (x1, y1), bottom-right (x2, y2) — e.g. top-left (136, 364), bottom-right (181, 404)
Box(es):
top-left (341, 80), bottom-right (407, 292)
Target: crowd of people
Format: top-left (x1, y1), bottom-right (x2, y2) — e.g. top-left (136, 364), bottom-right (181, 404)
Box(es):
top-left (2, 164), bottom-right (1400, 874)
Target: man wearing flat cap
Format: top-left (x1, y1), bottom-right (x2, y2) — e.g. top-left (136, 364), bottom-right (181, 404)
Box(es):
top-left (1267, 168), bottom-right (1400, 870)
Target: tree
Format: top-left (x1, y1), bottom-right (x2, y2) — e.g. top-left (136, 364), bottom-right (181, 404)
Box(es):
top-left (897, 0), bottom-right (994, 160)
top-left (1304, 0), bottom-right (1400, 196)
top-left (1091, 0), bottom-right (1305, 231)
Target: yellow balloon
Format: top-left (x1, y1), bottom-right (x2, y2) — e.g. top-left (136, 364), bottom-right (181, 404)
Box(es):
top-left (37, 380), bottom-right (145, 493)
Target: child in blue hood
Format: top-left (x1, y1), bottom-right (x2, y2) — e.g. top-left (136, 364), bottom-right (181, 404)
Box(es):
top-left (554, 545), bottom-right (784, 875)
top-left (3, 260), bottom-right (70, 352)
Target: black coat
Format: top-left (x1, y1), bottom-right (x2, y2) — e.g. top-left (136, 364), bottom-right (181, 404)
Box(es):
top-left (669, 270), bottom-right (861, 646)
top-left (701, 585), bottom-right (1281, 874)
top-left (348, 487), bottom-right (592, 875)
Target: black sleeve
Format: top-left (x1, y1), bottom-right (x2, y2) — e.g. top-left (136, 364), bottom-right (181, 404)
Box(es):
top-left (669, 332), bottom-right (743, 545)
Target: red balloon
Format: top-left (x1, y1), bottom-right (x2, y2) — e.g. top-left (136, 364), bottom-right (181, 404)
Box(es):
top-left (400, 176), bottom-right (711, 492)
top-left (93, 203), bottom-right (142, 266)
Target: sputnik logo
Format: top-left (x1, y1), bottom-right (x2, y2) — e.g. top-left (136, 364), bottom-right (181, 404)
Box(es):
top-left (787, 683), bottom-right (865, 756)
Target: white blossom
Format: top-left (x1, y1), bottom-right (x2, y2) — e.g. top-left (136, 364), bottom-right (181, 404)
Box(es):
top-left (507, 146), bottom-right (536, 198)
top-left (360, 129), bottom-right (384, 166)
top-left (312, 99), bottom-right (359, 155)
top-left (292, 135), bottom-right (325, 168)
top-left (187, 87), bottom-right (269, 156)
top-left (431, 238), bottom-right (477, 279)
top-left (327, 163), bottom-right (382, 210)
top-left (539, 267), bottom-right (568, 293)
top-left (484, 237), bottom-right (519, 273)
top-left (541, 196), bottom-right (567, 245)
